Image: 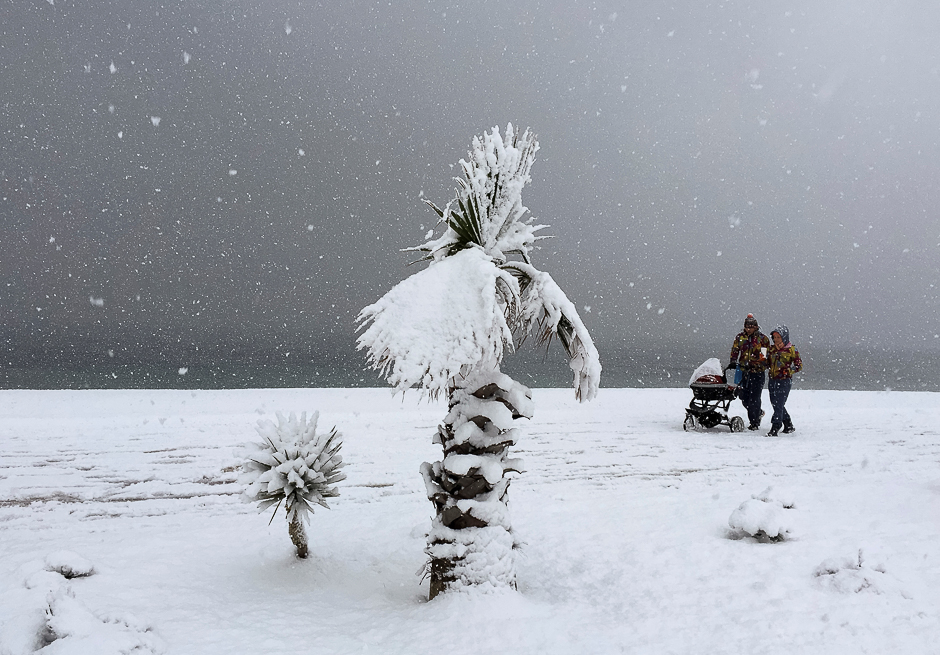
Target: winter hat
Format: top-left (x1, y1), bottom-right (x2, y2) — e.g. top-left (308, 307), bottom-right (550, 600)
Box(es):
top-left (771, 325), bottom-right (790, 344)
top-left (744, 314), bottom-right (759, 328)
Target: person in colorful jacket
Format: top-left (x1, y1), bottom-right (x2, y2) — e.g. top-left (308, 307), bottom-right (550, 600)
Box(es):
top-left (728, 314), bottom-right (771, 430)
top-left (766, 324), bottom-right (803, 436)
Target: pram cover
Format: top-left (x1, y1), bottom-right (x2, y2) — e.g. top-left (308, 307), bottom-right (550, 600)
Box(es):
top-left (688, 357), bottom-right (726, 386)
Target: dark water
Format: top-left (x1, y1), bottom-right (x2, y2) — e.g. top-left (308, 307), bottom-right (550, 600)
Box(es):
top-left (3, 345), bottom-right (937, 392)
top-left (589, 346), bottom-right (940, 392)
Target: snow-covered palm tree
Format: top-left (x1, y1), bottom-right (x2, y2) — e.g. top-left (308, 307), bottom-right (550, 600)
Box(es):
top-left (357, 124), bottom-right (601, 599)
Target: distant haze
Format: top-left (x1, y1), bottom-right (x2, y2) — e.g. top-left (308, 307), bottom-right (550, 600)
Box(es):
top-left (2, 0), bottom-right (939, 378)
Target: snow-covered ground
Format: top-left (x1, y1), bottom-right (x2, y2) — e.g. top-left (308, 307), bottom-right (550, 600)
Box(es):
top-left (1, 387), bottom-right (938, 654)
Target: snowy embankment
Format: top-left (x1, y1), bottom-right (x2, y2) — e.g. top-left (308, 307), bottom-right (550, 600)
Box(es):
top-left (0, 388), bottom-right (938, 654)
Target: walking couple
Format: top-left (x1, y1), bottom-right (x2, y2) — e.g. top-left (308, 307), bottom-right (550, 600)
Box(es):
top-left (728, 314), bottom-right (803, 437)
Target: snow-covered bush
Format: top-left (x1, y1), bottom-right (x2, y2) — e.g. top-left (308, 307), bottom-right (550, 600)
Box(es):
top-left (0, 553), bottom-right (164, 655)
top-left (241, 411), bottom-right (346, 559)
top-left (44, 550), bottom-right (95, 579)
top-left (728, 486), bottom-right (795, 542)
top-left (814, 549), bottom-right (905, 596)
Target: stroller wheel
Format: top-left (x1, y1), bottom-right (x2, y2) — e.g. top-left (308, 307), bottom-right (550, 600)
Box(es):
top-left (683, 414), bottom-right (696, 431)
top-left (730, 416), bottom-right (745, 432)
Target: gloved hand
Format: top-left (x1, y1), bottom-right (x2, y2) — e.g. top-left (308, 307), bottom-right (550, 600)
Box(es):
top-left (727, 362), bottom-right (737, 369)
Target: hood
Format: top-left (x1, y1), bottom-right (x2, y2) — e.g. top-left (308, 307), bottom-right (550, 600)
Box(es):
top-left (771, 324), bottom-right (790, 345)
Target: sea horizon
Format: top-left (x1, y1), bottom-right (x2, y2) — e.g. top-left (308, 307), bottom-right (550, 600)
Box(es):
top-left (3, 345), bottom-right (937, 393)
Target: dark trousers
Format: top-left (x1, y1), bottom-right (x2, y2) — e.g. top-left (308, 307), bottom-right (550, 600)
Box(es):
top-left (739, 371), bottom-right (765, 426)
top-left (768, 378), bottom-right (793, 429)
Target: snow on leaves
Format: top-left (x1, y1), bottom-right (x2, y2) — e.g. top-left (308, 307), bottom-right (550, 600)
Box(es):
top-left (415, 124), bottom-right (543, 264)
top-left (357, 125), bottom-right (601, 402)
top-left (240, 411), bottom-right (346, 526)
top-left (357, 248), bottom-right (514, 399)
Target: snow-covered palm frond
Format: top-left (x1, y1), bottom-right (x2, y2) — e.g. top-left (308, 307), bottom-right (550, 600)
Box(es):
top-left (504, 261), bottom-right (601, 402)
top-left (360, 124), bottom-right (600, 403)
top-left (416, 124), bottom-right (545, 263)
top-left (357, 247), bottom-right (519, 398)
top-left (241, 411), bottom-right (346, 524)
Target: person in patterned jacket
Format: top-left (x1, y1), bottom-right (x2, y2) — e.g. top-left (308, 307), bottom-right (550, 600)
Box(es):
top-left (728, 314), bottom-right (771, 430)
top-left (766, 324), bottom-right (803, 436)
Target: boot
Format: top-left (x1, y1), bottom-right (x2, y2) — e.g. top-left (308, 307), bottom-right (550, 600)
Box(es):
top-left (748, 410), bottom-right (765, 431)
top-left (766, 426), bottom-right (780, 437)
top-left (782, 422), bottom-right (795, 434)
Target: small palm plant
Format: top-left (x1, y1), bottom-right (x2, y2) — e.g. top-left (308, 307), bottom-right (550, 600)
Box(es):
top-left (241, 411), bottom-right (346, 559)
top-left (358, 124), bottom-right (600, 598)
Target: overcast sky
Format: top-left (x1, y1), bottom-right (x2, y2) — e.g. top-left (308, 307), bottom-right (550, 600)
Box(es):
top-left (2, 0), bottom-right (939, 369)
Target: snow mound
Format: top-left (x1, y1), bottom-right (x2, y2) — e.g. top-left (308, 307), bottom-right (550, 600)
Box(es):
top-left (40, 589), bottom-right (164, 654)
top-left (751, 485), bottom-right (795, 509)
top-left (814, 550), bottom-right (907, 597)
top-left (728, 486), bottom-right (796, 541)
top-left (0, 554), bottom-right (164, 655)
top-left (44, 550), bottom-right (96, 579)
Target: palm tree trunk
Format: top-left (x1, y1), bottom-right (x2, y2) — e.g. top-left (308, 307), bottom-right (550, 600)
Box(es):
top-left (288, 513), bottom-right (308, 559)
top-left (420, 367), bottom-right (533, 599)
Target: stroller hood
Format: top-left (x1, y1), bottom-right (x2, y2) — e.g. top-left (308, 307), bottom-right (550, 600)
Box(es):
top-left (689, 357), bottom-right (724, 386)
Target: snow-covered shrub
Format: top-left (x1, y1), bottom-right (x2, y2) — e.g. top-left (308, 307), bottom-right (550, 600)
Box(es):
top-left (728, 486), bottom-right (795, 542)
top-left (814, 549), bottom-right (905, 596)
top-left (44, 550), bottom-right (95, 579)
top-left (0, 554), bottom-right (164, 655)
top-left (241, 411), bottom-right (346, 559)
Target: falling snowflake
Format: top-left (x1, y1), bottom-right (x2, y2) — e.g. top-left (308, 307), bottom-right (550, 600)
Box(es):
top-left (150, 116), bottom-right (161, 127)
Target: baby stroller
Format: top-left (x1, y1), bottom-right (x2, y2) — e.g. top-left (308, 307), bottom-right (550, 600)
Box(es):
top-left (683, 358), bottom-right (746, 432)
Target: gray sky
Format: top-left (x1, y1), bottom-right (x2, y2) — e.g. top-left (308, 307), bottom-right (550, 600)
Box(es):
top-left (2, 0), bottom-right (939, 370)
